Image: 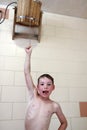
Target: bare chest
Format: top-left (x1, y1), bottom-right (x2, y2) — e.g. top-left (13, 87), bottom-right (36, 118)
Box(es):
top-left (26, 98), bottom-right (55, 121)
top-left (25, 99), bottom-right (54, 130)
top-left (26, 100), bottom-right (53, 119)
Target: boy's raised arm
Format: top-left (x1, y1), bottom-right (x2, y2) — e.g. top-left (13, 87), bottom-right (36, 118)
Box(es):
top-left (24, 47), bottom-right (35, 95)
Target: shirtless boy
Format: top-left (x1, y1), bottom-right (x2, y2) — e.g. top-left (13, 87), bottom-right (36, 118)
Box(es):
top-left (24, 46), bottom-right (67, 130)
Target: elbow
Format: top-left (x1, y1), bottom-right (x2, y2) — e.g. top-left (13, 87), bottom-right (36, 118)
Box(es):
top-left (63, 120), bottom-right (68, 129)
top-left (60, 120), bottom-right (68, 130)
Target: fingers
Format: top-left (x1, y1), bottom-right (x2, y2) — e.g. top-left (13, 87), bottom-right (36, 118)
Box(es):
top-left (25, 46), bottom-right (32, 53)
top-left (26, 46), bottom-right (32, 50)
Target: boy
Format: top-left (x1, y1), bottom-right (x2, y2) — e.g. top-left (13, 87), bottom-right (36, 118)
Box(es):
top-left (24, 46), bottom-right (67, 130)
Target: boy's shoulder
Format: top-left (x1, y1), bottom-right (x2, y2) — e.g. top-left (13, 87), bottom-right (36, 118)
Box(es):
top-left (51, 100), bottom-right (60, 110)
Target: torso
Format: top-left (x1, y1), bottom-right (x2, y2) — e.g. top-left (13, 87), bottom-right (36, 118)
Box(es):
top-left (25, 90), bottom-right (56, 130)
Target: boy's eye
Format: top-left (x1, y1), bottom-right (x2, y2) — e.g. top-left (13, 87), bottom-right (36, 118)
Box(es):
top-left (39, 83), bottom-right (52, 86)
top-left (40, 83), bottom-right (44, 85)
top-left (47, 83), bottom-right (51, 86)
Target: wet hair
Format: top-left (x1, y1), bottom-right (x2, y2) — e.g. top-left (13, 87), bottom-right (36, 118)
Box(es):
top-left (37, 74), bottom-right (54, 84)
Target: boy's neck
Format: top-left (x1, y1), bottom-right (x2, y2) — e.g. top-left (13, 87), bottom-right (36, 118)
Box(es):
top-left (37, 92), bottom-right (51, 102)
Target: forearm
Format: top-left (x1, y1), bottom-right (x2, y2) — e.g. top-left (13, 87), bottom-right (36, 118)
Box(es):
top-left (58, 122), bottom-right (67, 130)
top-left (24, 53), bottom-right (31, 74)
top-left (24, 49), bottom-right (35, 91)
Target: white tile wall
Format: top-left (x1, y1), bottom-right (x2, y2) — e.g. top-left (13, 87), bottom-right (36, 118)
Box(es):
top-left (0, 103), bottom-right (12, 120)
top-left (51, 88), bottom-right (69, 102)
top-left (14, 72), bottom-right (26, 86)
top-left (0, 71), bottom-right (14, 85)
top-left (1, 87), bottom-right (26, 102)
top-left (0, 120), bottom-right (24, 130)
top-left (0, 86), bottom-right (1, 100)
top-left (0, 44), bottom-right (16, 56)
top-left (70, 88), bottom-right (87, 101)
top-left (4, 57), bottom-right (24, 71)
top-left (60, 103), bottom-right (80, 117)
top-left (71, 117), bottom-right (87, 130)
top-left (12, 103), bottom-right (27, 119)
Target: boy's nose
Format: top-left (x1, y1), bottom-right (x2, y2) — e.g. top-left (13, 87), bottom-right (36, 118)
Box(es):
top-left (44, 85), bottom-right (48, 89)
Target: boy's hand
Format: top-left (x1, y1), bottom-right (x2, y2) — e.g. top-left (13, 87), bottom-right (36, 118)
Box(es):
top-left (25, 46), bottom-right (32, 54)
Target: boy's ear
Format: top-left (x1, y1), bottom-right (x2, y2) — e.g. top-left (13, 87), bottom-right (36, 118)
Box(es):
top-left (37, 84), bottom-right (39, 88)
top-left (37, 85), bottom-right (39, 89)
top-left (53, 85), bottom-right (55, 90)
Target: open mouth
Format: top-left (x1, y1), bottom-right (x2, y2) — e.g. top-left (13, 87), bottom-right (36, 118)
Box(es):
top-left (42, 90), bottom-right (49, 94)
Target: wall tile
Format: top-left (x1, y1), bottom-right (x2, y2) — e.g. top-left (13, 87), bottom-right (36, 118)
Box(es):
top-left (71, 117), bottom-right (87, 130)
top-left (14, 71), bottom-right (37, 86)
top-left (42, 25), bottom-right (56, 36)
top-left (0, 86), bottom-right (1, 100)
top-left (32, 46), bottom-right (87, 61)
top-left (4, 57), bottom-right (24, 71)
top-left (0, 57), bottom-right (4, 70)
top-left (31, 58), bottom-right (87, 74)
top-left (0, 120), bottom-right (24, 130)
top-left (0, 103), bottom-right (12, 120)
top-left (0, 44), bottom-right (16, 56)
top-left (13, 103), bottom-right (26, 119)
top-left (1, 87), bottom-right (26, 102)
top-left (51, 88), bottom-right (69, 102)
top-left (51, 73), bottom-right (87, 88)
top-left (79, 102), bottom-right (87, 117)
top-left (14, 72), bottom-right (26, 86)
top-left (56, 27), bottom-right (87, 40)
top-left (15, 47), bottom-right (25, 57)
top-left (0, 71), bottom-right (14, 85)
top-left (60, 102), bottom-right (80, 117)
top-left (70, 88), bottom-right (87, 101)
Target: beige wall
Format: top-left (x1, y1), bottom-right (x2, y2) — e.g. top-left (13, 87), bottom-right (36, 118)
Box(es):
top-left (0, 8), bottom-right (87, 130)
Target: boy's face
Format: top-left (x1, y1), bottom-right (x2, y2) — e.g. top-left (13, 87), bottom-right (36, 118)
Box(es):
top-left (37, 77), bottom-right (55, 99)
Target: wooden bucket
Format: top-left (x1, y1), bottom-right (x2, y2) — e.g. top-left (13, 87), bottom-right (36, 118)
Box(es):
top-left (16, 0), bottom-right (32, 25)
top-left (29, 0), bottom-right (42, 26)
top-left (16, 0), bottom-right (42, 26)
